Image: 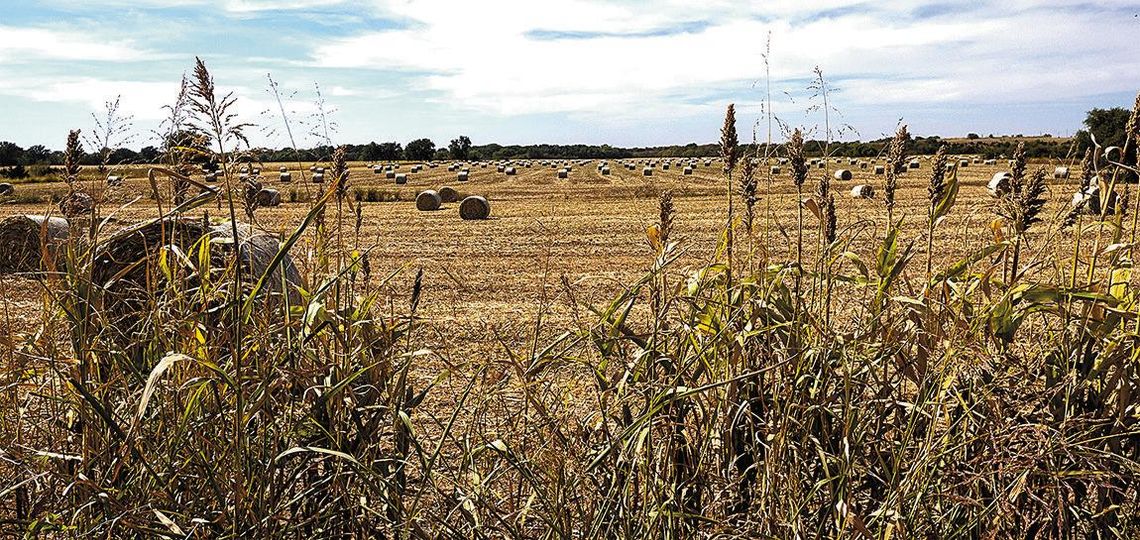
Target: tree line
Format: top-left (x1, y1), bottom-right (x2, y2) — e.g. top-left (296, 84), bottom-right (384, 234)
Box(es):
top-left (2, 107), bottom-right (1131, 180)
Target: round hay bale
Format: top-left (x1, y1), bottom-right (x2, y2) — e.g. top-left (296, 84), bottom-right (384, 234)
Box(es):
top-left (505, 167), bottom-right (517, 175)
top-left (817, 162), bottom-right (826, 169)
top-left (958, 159), bottom-right (969, 168)
top-left (395, 173), bottom-right (408, 185)
top-left (643, 167), bottom-right (653, 177)
top-left (91, 218), bottom-right (305, 345)
top-left (850, 184), bottom-right (875, 199)
top-left (257, 188), bottom-right (282, 207)
top-left (59, 191), bottom-right (94, 217)
top-left (988, 172), bottom-right (1012, 198)
top-left (770, 166), bottom-right (781, 175)
top-left (833, 169), bottom-right (853, 181)
top-left (312, 172), bottom-right (325, 183)
top-left (1053, 166), bottom-right (1070, 179)
top-left (386, 170), bottom-right (396, 179)
top-left (439, 186), bottom-right (459, 203)
top-left (557, 169), bottom-right (569, 179)
top-left (416, 190), bottom-right (442, 211)
top-left (279, 166), bottom-right (288, 173)
top-left (873, 165), bottom-right (885, 175)
top-left (908, 160), bottom-right (921, 169)
top-left (279, 172), bottom-right (292, 183)
top-left (459, 196), bottom-right (490, 220)
top-left (0, 183), bottom-right (13, 196)
top-left (1072, 181), bottom-right (1116, 215)
top-left (457, 171), bottom-right (469, 182)
top-left (107, 175), bottom-right (124, 187)
top-left (683, 167), bottom-right (693, 175)
top-left (601, 167), bottom-right (611, 175)
top-left (1104, 146), bottom-right (1122, 161)
top-left (373, 166), bottom-right (383, 174)
top-left (0, 215), bottom-right (70, 274)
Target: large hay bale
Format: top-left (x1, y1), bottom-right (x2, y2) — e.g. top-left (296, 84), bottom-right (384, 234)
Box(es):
top-left (0, 183), bottom-right (13, 196)
top-left (395, 173), bottom-right (408, 185)
top-left (280, 172), bottom-right (292, 183)
top-left (0, 215), bottom-right (69, 273)
top-left (1071, 181), bottom-right (1116, 215)
top-left (416, 190), bottom-right (442, 211)
top-left (59, 191), bottom-right (94, 217)
top-left (257, 188), bottom-right (282, 207)
top-left (458, 171), bottom-right (469, 182)
top-left (851, 184), bottom-right (875, 199)
top-left (988, 172), bottom-right (1012, 198)
top-left (558, 169), bottom-right (569, 179)
top-left (91, 218), bottom-right (304, 343)
top-left (439, 186), bottom-right (459, 203)
top-left (683, 167), bottom-right (693, 175)
top-left (1054, 166), bottom-right (1070, 179)
top-left (459, 196), bottom-right (490, 220)
top-left (834, 169), bottom-right (853, 181)
top-left (505, 167), bottom-right (517, 175)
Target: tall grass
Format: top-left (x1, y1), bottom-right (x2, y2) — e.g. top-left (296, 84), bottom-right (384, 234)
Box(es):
top-left (2, 61), bottom-right (1139, 538)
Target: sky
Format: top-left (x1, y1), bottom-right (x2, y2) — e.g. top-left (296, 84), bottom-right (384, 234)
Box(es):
top-left (0, 0), bottom-right (1138, 151)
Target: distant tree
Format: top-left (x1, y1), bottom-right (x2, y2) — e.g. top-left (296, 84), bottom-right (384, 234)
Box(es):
top-left (377, 142), bottom-right (403, 161)
top-left (1074, 107), bottom-right (1130, 151)
top-left (448, 135), bottom-right (472, 160)
top-left (139, 146), bottom-right (161, 163)
top-left (0, 142), bottom-right (23, 166)
top-left (21, 145), bottom-right (52, 165)
top-left (360, 142), bottom-right (382, 162)
top-left (1, 164), bottom-right (28, 179)
top-left (434, 148), bottom-right (450, 160)
top-left (108, 147), bottom-right (139, 165)
top-left (967, 133), bottom-right (980, 139)
top-left (405, 138), bottom-right (436, 161)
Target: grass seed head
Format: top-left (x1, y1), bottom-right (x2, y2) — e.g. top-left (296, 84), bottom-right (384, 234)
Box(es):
top-left (720, 104), bottom-right (738, 173)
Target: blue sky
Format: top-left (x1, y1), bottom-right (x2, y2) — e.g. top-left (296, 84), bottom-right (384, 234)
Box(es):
top-left (0, 0), bottom-right (1137, 150)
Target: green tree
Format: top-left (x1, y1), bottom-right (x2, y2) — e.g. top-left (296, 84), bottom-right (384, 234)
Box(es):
top-left (0, 141), bottom-right (23, 166)
top-left (448, 135), bottom-right (472, 160)
top-left (405, 138), bottom-right (436, 161)
top-left (1074, 107), bottom-right (1130, 150)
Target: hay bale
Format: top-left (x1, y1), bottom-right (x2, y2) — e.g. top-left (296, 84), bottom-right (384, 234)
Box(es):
top-left (416, 190), bottom-right (442, 211)
top-left (497, 165), bottom-right (505, 173)
top-left (257, 188), bottom-right (282, 207)
top-left (643, 167), bottom-right (653, 177)
top-left (505, 167), bottom-right (517, 175)
top-left (457, 171), bottom-right (469, 182)
top-left (558, 169), bottom-right (569, 179)
top-left (984, 159), bottom-right (997, 165)
top-left (1071, 181), bottom-right (1116, 215)
top-left (0, 215), bottom-right (70, 273)
top-left (459, 196), bottom-right (490, 220)
top-left (92, 219), bottom-right (304, 340)
top-left (874, 165), bottom-right (885, 175)
top-left (439, 186), bottom-right (459, 203)
top-left (1054, 166), bottom-right (1070, 179)
top-left (817, 162), bottom-right (826, 169)
top-left (279, 166), bottom-right (288, 173)
top-left (373, 166), bottom-right (383, 174)
top-left (958, 159), bottom-right (969, 168)
top-left (859, 162), bottom-right (868, 169)
top-left (683, 167), bottom-right (693, 175)
top-left (770, 166), bottom-right (781, 175)
top-left (0, 183), bottom-right (13, 196)
top-left (1105, 146), bottom-right (1122, 161)
top-left (395, 173), bottom-right (408, 185)
top-left (312, 172), bottom-right (325, 183)
top-left (280, 172), bottom-right (292, 183)
top-left (908, 160), bottom-right (920, 169)
top-left (107, 175), bottom-right (124, 187)
top-left (386, 170), bottom-right (396, 179)
top-left (988, 172), bottom-right (1012, 198)
top-left (833, 169), bottom-right (852, 181)
top-left (850, 184), bottom-right (874, 199)
top-left (59, 192), bottom-right (94, 217)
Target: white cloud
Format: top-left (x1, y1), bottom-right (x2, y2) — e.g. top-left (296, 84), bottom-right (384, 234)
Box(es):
top-left (309, 0), bottom-right (1140, 122)
top-left (0, 26), bottom-right (153, 63)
